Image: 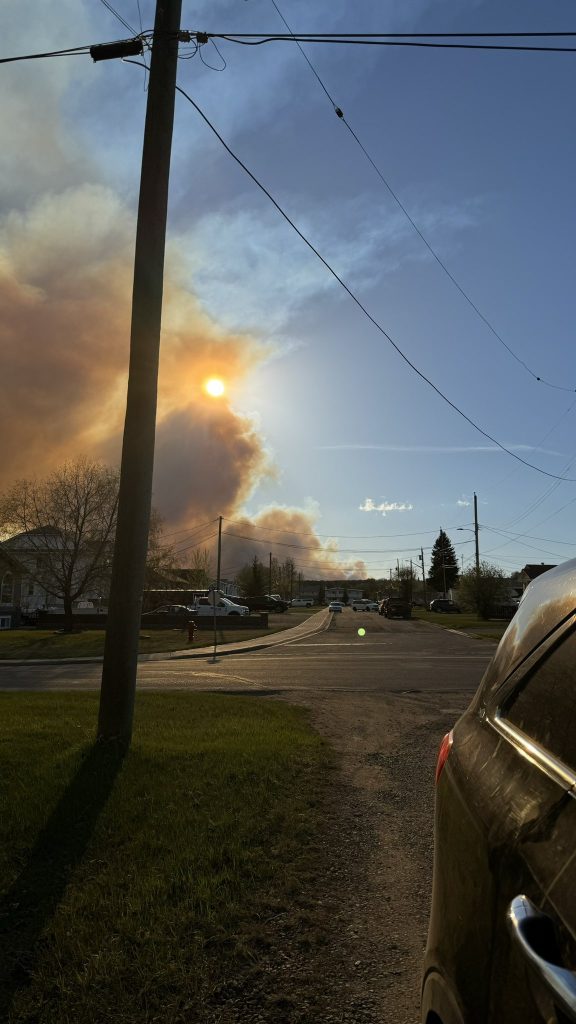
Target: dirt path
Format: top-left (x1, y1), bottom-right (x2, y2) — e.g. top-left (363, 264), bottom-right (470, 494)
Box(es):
top-left (206, 688), bottom-right (471, 1024)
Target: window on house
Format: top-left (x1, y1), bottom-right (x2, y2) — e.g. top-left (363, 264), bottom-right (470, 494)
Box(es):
top-left (1, 572), bottom-right (14, 605)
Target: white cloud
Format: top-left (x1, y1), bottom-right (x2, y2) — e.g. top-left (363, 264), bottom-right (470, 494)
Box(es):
top-left (318, 444), bottom-right (563, 455)
top-left (181, 192), bottom-right (480, 334)
top-left (359, 498), bottom-right (414, 516)
top-left (457, 497), bottom-right (471, 507)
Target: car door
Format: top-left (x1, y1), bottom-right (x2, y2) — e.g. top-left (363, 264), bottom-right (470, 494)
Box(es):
top-left (485, 621), bottom-right (576, 1023)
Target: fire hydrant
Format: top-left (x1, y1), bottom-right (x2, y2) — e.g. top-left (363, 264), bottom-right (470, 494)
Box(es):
top-left (188, 620), bottom-right (196, 642)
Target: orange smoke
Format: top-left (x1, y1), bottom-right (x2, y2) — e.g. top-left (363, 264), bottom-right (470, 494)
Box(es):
top-left (1, 187), bottom-right (361, 578)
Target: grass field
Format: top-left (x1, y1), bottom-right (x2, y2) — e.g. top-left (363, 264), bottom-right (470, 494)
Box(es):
top-left (413, 608), bottom-right (510, 641)
top-left (0, 691), bottom-right (333, 1023)
top-left (0, 610), bottom-right (317, 660)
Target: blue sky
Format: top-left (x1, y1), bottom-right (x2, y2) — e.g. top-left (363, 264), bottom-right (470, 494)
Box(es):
top-left (2, 0), bottom-right (575, 579)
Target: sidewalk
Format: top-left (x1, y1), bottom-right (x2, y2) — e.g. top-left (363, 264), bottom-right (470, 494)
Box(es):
top-left (0, 609), bottom-right (333, 666)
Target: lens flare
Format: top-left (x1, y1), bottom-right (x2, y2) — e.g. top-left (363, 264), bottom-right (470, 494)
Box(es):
top-left (358, 627), bottom-right (366, 637)
top-left (204, 377), bottom-right (225, 397)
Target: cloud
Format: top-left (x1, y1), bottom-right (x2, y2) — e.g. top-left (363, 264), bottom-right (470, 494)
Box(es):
top-left (359, 499), bottom-right (414, 516)
top-left (456, 497), bottom-right (471, 507)
top-left (183, 191), bottom-right (481, 335)
top-left (318, 444), bottom-right (563, 455)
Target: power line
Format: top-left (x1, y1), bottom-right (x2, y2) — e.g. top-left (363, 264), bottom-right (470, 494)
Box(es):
top-left (267, 1), bottom-right (575, 393)
top-left (484, 525), bottom-right (576, 547)
top-left (173, 83), bottom-right (576, 484)
top-left (215, 33), bottom-right (576, 53)
top-left (221, 528), bottom-right (471, 555)
top-left (222, 516), bottom-right (453, 539)
top-left (216, 31), bottom-right (576, 39)
top-left (99, 0), bottom-right (138, 36)
top-left (0, 44), bottom-right (94, 64)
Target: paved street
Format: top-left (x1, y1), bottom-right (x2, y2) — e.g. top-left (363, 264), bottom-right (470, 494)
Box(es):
top-left (0, 610), bottom-right (494, 693)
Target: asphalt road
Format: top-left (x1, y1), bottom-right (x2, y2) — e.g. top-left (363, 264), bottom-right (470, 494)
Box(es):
top-left (0, 610), bottom-right (493, 694)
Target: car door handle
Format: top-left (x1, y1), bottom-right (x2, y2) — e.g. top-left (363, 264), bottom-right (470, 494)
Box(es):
top-left (507, 895), bottom-right (576, 1022)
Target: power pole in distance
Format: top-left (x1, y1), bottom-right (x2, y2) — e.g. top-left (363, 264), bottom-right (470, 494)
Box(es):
top-left (474, 492), bottom-right (481, 580)
top-left (98, 0), bottom-right (183, 746)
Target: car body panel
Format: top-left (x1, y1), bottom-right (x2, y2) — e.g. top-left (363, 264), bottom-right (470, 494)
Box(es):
top-left (191, 597), bottom-right (249, 616)
top-left (430, 599), bottom-right (461, 613)
top-left (423, 558), bottom-right (576, 1024)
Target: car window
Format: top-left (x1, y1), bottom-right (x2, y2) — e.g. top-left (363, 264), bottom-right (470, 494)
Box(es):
top-left (502, 627), bottom-right (576, 772)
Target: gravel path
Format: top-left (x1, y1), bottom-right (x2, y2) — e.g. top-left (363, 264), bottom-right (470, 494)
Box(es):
top-left (205, 688), bottom-right (472, 1024)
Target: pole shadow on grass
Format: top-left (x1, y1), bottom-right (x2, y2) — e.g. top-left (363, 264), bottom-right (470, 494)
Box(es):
top-left (0, 741), bottom-right (126, 1016)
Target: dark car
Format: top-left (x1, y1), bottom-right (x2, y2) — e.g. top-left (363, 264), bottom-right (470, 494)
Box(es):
top-left (422, 559), bottom-right (576, 1024)
top-left (429, 598), bottom-right (461, 613)
top-left (232, 596), bottom-right (289, 613)
top-left (380, 597), bottom-right (411, 620)
top-left (142, 604), bottom-right (192, 616)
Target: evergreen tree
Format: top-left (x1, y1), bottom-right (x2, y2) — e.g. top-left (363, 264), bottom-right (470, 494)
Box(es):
top-left (428, 530), bottom-right (459, 595)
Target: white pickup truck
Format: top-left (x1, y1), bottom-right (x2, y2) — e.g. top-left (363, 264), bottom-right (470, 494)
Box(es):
top-left (190, 596), bottom-right (250, 616)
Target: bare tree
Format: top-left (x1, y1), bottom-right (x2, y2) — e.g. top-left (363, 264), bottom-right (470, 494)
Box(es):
top-left (185, 547), bottom-right (213, 589)
top-left (0, 458), bottom-right (119, 630)
top-left (144, 508), bottom-right (179, 589)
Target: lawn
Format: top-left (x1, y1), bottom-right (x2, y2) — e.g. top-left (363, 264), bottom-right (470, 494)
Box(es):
top-left (413, 607), bottom-right (511, 641)
top-left (0, 691), bottom-right (333, 1023)
top-left (0, 610), bottom-right (317, 660)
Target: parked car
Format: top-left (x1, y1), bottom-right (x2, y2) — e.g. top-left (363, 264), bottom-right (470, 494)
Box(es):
top-left (380, 597), bottom-right (411, 619)
top-left (291, 597), bottom-right (314, 608)
top-left (351, 599), bottom-right (379, 611)
top-left (422, 558), bottom-right (576, 1024)
top-left (142, 604), bottom-right (193, 617)
top-left (235, 595), bottom-right (289, 613)
top-left (328, 601), bottom-right (344, 613)
top-left (429, 598), bottom-right (461, 613)
top-left (190, 597), bottom-right (249, 616)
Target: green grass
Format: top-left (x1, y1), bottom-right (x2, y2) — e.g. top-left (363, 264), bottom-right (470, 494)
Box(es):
top-left (0, 692), bottom-right (333, 1023)
top-left (0, 620), bottom-right (303, 660)
top-left (413, 608), bottom-right (509, 640)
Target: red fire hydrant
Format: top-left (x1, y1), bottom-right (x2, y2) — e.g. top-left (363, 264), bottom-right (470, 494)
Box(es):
top-left (188, 620), bottom-right (196, 642)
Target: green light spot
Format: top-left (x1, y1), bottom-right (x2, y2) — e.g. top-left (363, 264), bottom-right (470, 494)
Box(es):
top-left (358, 627), bottom-right (366, 637)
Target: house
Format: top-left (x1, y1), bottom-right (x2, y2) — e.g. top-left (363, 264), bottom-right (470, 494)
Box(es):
top-left (0, 545), bottom-right (29, 625)
top-left (2, 528), bottom-right (66, 613)
top-left (519, 564), bottom-right (557, 591)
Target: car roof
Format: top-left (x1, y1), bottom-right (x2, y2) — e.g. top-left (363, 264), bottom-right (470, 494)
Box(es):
top-left (481, 558), bottom-right (576, 698)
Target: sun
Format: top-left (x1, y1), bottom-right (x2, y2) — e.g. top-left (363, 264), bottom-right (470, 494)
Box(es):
top-left (204, 377), bottom-right (225, 398)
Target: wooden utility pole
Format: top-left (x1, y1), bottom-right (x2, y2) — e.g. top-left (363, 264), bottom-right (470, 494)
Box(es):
top-left (474, 492), bottom-right (481, 579)
top-left (216, 516), bottom-right (223, 593)
top-left (98, 0), bottom-right (183, 745)
top-left (268, 552), bottom-right (272, 596)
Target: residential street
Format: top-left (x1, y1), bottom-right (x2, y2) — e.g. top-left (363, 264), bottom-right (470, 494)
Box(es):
top-left (0, 612), bottom-right (495, 1022)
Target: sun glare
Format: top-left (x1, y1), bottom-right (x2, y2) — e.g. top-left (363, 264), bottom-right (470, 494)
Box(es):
top-left (204, 377), bottom-right (225, 398)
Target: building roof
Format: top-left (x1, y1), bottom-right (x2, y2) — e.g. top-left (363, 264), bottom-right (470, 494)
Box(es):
top-left (521, 563), bottom-right (557, 581)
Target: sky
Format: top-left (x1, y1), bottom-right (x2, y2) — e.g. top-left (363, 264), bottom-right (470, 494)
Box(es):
top-left (1, 0), bottom-right (575, 582)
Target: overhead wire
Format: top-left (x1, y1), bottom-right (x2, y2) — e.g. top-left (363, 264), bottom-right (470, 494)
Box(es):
top-left (99, 0), bottom-right (138, 36)
top-left (265, 1), bottom-right (576, 393)
top-left (173, 81), bottom-right (576, 484)
top-left (215, 33), bottom-right (576, 53)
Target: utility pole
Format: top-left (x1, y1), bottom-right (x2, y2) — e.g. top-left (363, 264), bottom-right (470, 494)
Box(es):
top-left (98, 0), bottom-right (183, 745)
top-left (474, 491), bottom-right (481, 580)
top-left (420, 547), bottom-right (428, 608)
top-left (268, 552), bottom-right (272, 596)
top-left (216, 516), bottom-right (222, 593)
